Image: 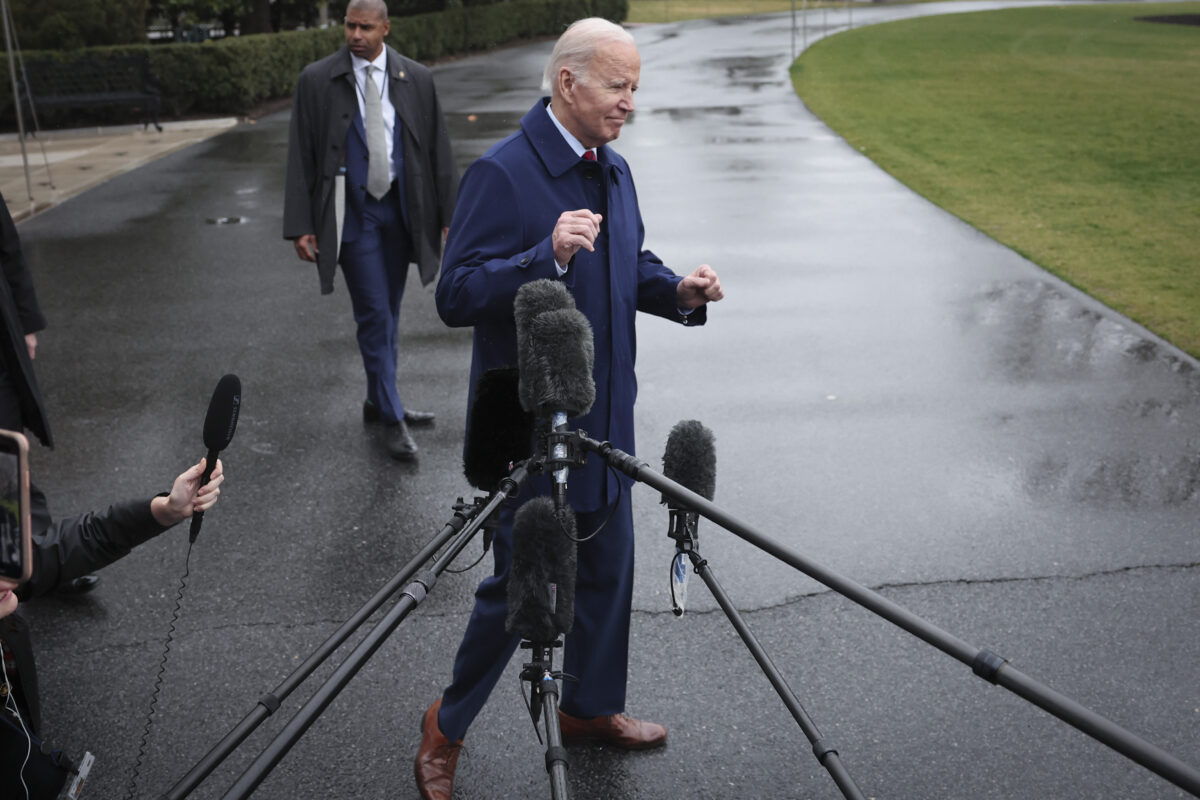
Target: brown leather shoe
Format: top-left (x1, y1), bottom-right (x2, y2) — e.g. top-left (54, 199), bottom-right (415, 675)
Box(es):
top-left (558, 711), bottom-right (667, 750)
top-left (415, 699), bottom-right (462, 800)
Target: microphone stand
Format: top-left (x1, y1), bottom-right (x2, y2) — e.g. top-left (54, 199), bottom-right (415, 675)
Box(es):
top-left (162, 465), bottom-right (529, 800)
top-left (519, 639), bottom-right (570, 800)
top-left (671, 511), bottom-right (865, 799)
top-left (574, 433), bottom-right (1200, 798)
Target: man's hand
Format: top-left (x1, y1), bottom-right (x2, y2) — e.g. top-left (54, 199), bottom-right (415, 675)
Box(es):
top-left (552, 210), bottom-right (603, 267)
top-left (294, 235), bottom-right (319, 263)
top-left (677, 264), bottom-right (724, 309)
top-left (24, 333), bottom-right (36, 360)
top-left (151, 458), bottom-right (225, 527)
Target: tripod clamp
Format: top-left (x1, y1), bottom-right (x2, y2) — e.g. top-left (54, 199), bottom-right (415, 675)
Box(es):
top-left (451, 495), bottom-right (502, 555)
top-left (519, 640), bottom-right (570, 731)
top-left (534, 427), bottom-right (588, 475)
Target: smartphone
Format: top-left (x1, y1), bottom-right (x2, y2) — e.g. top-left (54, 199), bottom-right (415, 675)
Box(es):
top-left (0, 429), bottom-right (31, 583)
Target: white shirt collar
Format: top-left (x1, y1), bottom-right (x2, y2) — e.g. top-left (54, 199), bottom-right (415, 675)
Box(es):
top-left (350, 49), bottom-right (388, 83)
top-left (545, 102), bottom-right (595, 161)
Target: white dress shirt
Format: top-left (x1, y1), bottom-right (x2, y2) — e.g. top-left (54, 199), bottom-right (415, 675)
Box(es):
top-left (350, 50), bottom-right (397, 185)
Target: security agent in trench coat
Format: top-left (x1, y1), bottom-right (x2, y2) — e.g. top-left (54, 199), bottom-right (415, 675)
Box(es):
top-left (282, 36), bottom-right (457, 457)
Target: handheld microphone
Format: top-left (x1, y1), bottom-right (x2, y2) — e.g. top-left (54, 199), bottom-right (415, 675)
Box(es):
top-left (190, 374), bottom-right (241, 543)
top-left (661, 420), bottom-right (716, 616)
top-left (514, 281), bottom-right (595, 511)
top-left (505, 496), bottom-right (578, 642)
top-left (463, 367), bottom-right (535, 491)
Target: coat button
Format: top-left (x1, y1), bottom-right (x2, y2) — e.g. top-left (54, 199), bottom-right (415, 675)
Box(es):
top-left (519, 256), bottom-right (530, 266)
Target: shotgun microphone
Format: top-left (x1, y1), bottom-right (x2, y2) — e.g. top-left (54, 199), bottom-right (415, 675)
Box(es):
top-left (463, 367), bottom-right (534, 491)
top-left (513, 280), bottom-right (595, 512)
top-left (661, 420), bottom-right (716, 616)
top-left (190, 374), bottom-right (241, 543)
top-left (505, 496), bottom-right (577, 642)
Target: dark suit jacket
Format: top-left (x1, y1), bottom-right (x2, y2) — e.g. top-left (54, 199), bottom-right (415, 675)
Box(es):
top-left (436, 99), bottom-right (706, 513)
top-left (0, 192), bottom-right (51, 447)
top-left (282, 45), bottom-right (457, 294)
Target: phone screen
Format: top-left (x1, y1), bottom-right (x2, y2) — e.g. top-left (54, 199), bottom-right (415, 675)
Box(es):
top-left (0, 429), bottom-right (31, 583)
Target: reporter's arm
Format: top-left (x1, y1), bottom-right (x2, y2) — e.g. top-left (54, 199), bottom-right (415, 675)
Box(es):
top-left (19, 459), bottom-right (225, 600)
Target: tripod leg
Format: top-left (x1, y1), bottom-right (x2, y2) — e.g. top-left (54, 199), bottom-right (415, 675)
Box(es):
top-left (690, 553), bottom-right (867, 800)
top-left (522, 641), bottom-right (570, 799)
top-left (540, 673), bottom-right (570, 800)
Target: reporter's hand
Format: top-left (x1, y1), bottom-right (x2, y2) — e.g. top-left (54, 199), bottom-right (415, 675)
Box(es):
top-left (152, 458), bottom-right (225, 527)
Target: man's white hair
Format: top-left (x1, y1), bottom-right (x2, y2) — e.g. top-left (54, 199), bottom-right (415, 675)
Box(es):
top-left (541, 18), bottom-right (635, 93)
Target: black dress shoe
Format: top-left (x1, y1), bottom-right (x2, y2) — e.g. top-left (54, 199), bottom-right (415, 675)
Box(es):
top-left (386, 420), bottom-right (419, 461)
top-left (363, 400), bottom-right (382, 425)
top-left (57, 573), bottom-right (100, 595)
top-left (403, 409), bottom-right (436, 426)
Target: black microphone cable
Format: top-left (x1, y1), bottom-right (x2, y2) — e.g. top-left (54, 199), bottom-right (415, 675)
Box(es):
top-left (123, 543), bottom-right (192, 800)
top-left (123, 375), bottom-right (240, 800)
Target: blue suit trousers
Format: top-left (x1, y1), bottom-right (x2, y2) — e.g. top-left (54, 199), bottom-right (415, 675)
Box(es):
top-left (438, 492), bottom-right (636, 741)
top-left (338, 187), bottom-right (411, 424)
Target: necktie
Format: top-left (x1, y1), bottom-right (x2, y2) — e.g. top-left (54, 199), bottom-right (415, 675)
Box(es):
top-left (582, 150), bottom-right (596, 161)
top-left (363, 66), bottom-right (390, 200)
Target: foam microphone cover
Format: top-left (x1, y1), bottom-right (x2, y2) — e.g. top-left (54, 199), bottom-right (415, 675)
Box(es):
top-left (506, 496), bottom-right (577, 641)
top-left (514, 279), bottom-right (574, 339)
top-left (463, 367), bottom-right (534, 490)
top-left (514, 280), bottom-right (578, 416)
top-left (515, 279), bottom-right (572, 377)
top-left (662, 419), bottom-right (716, 504)
top-left (518, 307), bottom-right (596, 418)
top-left (203, 374), bottom-right (241, 452)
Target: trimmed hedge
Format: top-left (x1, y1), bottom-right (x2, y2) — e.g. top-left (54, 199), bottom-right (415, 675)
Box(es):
top-left (1, 0), bottom-right (627, 129)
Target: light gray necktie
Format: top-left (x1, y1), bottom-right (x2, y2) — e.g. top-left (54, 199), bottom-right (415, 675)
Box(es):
top-left (363, 65), bottom-right (390, 200)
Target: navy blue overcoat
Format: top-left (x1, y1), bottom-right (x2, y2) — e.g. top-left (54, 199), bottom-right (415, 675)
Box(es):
top-left (437, 99), bottom-right (706, 513)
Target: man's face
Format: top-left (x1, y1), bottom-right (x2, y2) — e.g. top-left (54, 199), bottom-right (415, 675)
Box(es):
top-left (345, 7), bottom-right (389, 61)
top-left (558, 40), bottom-right (640, 149)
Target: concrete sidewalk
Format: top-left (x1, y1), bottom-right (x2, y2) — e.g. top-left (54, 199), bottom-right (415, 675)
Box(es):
top-left (0, 117), bottom-right (240, 221)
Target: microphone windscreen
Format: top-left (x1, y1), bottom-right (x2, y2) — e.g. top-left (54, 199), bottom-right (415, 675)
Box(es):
top-left (505, 497), bottom-right (577, 641)
top-left (202, 374), bottom-right (241, 452)
top-left (515, 280), bottom-right (576, 416)
top-left (662, 419), bottom-right (716, 504)
top-left (518, 307), bottom-right (595, 418)
top-left (463, 367), bottom-right (534, 490)
top-left (514, 279), bottom-right (574, 337)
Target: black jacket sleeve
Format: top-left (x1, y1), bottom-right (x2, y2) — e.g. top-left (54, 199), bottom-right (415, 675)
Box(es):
top-left (18, 498), bottom-right (172, 600)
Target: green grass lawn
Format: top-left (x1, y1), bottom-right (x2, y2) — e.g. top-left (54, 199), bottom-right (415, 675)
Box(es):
top-left (791, 3), bottom-right (1200, 358)
top-left (628, 0), bottom-right (836, 24)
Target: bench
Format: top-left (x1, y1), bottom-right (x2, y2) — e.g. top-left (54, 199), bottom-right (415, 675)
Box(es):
top-left (20, 54), bottom-right (163, 132)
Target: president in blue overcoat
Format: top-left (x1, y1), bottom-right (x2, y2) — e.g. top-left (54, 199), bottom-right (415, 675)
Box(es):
top-left (415, 18), bottom-right (724, 800)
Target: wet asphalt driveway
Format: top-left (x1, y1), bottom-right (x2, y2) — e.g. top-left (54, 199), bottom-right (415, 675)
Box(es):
top-left (17, 3), bottom-right (1200, 799)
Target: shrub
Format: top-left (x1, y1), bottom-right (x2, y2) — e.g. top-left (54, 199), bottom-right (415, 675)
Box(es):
top-left (0, 0), bottom-right (629, 129)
